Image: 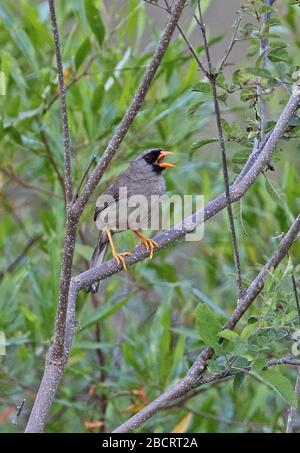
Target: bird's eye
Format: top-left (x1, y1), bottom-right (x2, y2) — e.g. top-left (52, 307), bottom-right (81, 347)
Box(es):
top-left (144, 154), bottom-right (153, 163)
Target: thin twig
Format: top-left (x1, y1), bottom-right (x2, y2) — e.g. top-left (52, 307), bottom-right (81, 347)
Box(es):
top-left (218, 12), bottom-right (242, 72)
top-left (0, 166), bottom-right (63, 200)
top-left (165, 355), bottom-right (300, 409)
top-left (289, 252), bottom-right (300, 318)
top-left (196, 1), bottom-right (213, 74)
top-left (74, 156), bottom-right (96, 200)
top-left (143, 0), bottom-right (168, 12)
top-left (0, 235), bottom-right (42, 281)
top-left (196, 0), bottom-right (243, 298)
top-left (164, 0), bottom-right (207, 74)
top-left (177, 23), bottom-right (207, 74)
top-left (48, 0), bottom-right (73, 205)
top-left (11, 399), bottom-right (26, 426)
top-left (291, 271), bottom-right (300, 318)
top-left (39, 124), bottom-right (66, 199)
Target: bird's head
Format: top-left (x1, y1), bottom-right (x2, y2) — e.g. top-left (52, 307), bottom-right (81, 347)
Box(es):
top-left (130, 149), bottom-right (175, 175)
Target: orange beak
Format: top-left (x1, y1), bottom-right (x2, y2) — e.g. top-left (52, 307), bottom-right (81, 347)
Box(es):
top-left (156, 151), bottom-right (175, 169)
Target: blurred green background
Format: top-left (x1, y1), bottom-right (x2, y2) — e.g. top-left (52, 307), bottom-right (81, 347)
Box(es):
top-left (0, 0), bottom-right (299, 432)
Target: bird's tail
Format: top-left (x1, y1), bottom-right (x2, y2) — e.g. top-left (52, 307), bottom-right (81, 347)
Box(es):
top-left (86, 231), bottom-right (108, 293)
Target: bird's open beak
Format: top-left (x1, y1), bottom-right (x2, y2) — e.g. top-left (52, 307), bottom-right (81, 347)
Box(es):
top-left (156, 151), bottom-right (175, 169)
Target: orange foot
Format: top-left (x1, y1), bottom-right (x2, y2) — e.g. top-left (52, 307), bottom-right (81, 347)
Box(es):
top-left (105, 228), bottom-right (132, 271)
top-left (132, 230), bottom-right (159, 260)
top-left (113, 251), bottom-right (132, 271)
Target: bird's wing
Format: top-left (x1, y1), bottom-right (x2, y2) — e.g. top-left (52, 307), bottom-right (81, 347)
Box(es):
top-left (94, 192), bottom-right (119, 221)
top-left (93, 177), bottom-right (123, 222)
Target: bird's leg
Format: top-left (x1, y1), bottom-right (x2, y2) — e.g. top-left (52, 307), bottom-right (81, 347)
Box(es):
top-left (132, 229), bottom-right (159, 260)
top-left (105, 228), bottom-right (132, 271)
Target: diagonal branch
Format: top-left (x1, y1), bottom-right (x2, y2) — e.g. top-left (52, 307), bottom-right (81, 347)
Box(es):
top-left (25, 81), bottom-right (300, 433)
top-left (165, 354), bottom-right (300, 411)
top-left (112, 212), bottom-right (300, 432)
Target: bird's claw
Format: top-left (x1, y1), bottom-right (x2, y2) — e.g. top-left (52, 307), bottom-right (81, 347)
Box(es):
top-left (140, 237), bottom-right (159, 260)
top-left (113, 251), bottom-right (132, 271)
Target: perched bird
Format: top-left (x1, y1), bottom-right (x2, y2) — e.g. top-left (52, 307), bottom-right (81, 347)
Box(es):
top-left (87, 148), bottom-right (175, 293)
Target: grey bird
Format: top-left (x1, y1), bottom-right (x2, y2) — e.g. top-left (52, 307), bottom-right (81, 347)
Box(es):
top-left (87, 148), bottom-right (175, 293)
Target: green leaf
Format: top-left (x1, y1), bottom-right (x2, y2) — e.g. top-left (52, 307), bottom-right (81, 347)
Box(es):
top-left (75, 37), bottom-right (91, 70)
top-left (251, 358), bottom-right (266, 372)
top-left (220, 118), bottom-right (231, 136)
top-left (217, 93), bottom-right (227, 104)
top-left (187, 100), bottom-right (205, 118)
top-left (240, 87), bottom-right (257, 103)
top-left (268, 18), bottom-right (280, 27)
top-left (20, 305), bottom-right (39, 324)
top-left (255, 369), bottom-right (298, 407)
top-left (216, 73), bottom-right (228, 89)
top-left (233, 373), bottom-right (245, 392)
top-left (0, 6), bottom-right (38, 71)
top-left (259, 4), bottom-right (273, 14)
top-left (191, 81), bottom-right (211, 93)
top-left (240, 322), bottom-right (259, 341)
top-left (247, 130), bottom-right (258, 139)
top-left (232, 69), bottom-right (251, 85)
top-left (246, 67), bottom-right (276, 81)
top-left (84, 0), bottom-right (105, 47)
top-left (196, 303), bottom-right (222, 346)
top-left (265, 176), bottom-right (285, 203)
top-left (218, 329), bottom-right (240, 343)
top-left (122, 341), bottom-right (140, 371)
